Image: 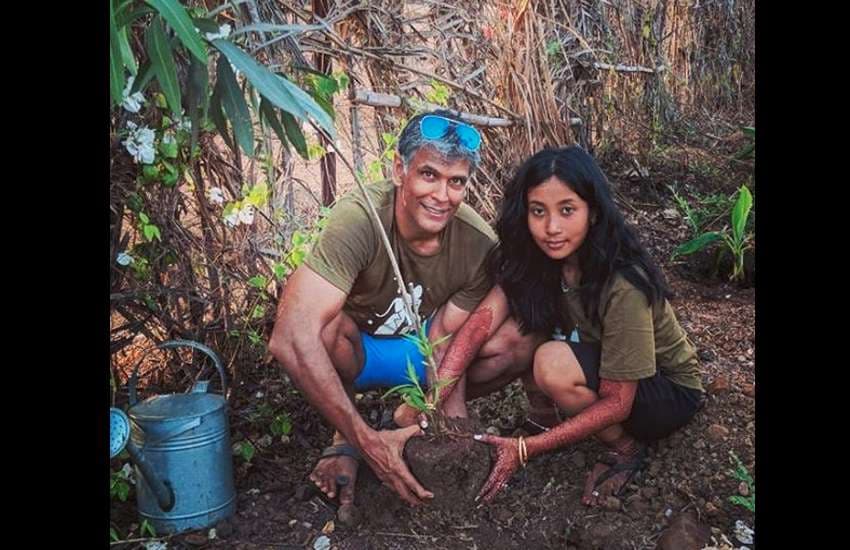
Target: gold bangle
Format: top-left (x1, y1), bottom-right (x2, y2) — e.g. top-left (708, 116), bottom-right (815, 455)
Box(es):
top-left (517, 436), bottom-right (528, 467)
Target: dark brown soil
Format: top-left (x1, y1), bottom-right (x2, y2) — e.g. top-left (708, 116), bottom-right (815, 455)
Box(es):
top-left (402, 417), bottom-right (493, 511)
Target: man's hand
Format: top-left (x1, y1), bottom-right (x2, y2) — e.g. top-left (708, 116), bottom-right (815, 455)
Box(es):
top-left (359, 424), bottom-right (434, 506)
top-left (473, 433), bottom-right (522, 503)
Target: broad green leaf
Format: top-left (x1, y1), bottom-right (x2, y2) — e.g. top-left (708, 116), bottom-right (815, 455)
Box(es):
top-left (188, 55), bottom-right (209, 150)
top-left (146, 17), bottom-right (182, 116)
top-left (310, 73), bottom-right (339, 97)
top-left (239, 441), bottom-right (255, 461)
top-left (117, 26), bottom-right (137, 76)
top-left (270, 414), bottom-right (293, 436)
top-left (247, 275), bottom-right (268, 289)
top-left (139, 212), bottom-right (150, 224)
top-left (251, 305), bottom-right (265, 319)
top-left (382, 383), bottom-right (414, 400)
top-left (276, 74), bottom-right (336, 137)
top-left (213, 40), bottom-right (335, 137)
top-left (116, 5), bottom-right (156, 27)
top-left (291, 230), bottom-right (306, 246)
top-left (404, 393), bottom-right (427, 412)
top-left (140, 519), bottom-right (157, 537)
top-left (109, 1), bottom-right (125, 105)
top-left (161, 162), bottom-right (179, 186)
top-left (259, 97), bottom-right (290, 154)
top-left (288, 248), bottom-right (306, 268)
top-left (281, 112), bottom-right (308, 159)
top-left (217, 55), bottom-right (254, 156)
top-left (212, 41), bottom-right (304, 118)
top-left (159, 137), bottom-right (178, 158)
top-left (731, 186), bottom-right (753, 245)
top-left (146, 0), bottom-right (208, 62)
top-left (210, 82), bottom-right (235, 152)
top-left (310, 92), bottom-right (335, 119)
top-left (741, 126), bottom-right (755, 139)
top-left (672, 232), bottom-right (722, 258)
top-left (272, 262), bottom-right (288, 280)
top-left (130, 61), bottom-right (156, 95)
top-left (143, 224), bottom-right (162, 241)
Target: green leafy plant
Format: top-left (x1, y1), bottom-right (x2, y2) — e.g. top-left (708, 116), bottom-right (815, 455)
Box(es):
top-left (137, 212), bottom-right (162, 242)
top-left (236, 440), bottom-right (256, 462)
top-left (727, 450), bottom-right (755, 512)
top-left (140, 519), bottom-right (157, 538)
top-left (382, 325), bottom-right (455, 427)
top-left (111, 0), bottom-right (336, 159)
top-left (270, 412), bottom-right (293, 437)
top-left (424, 79), bottom-right (451, 106)
top-left (110, 467), bottom-right (132, 502)
top-left (672, 184), bottom-right (754, 282)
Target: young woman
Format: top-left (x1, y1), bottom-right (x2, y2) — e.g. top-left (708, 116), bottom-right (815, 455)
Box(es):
top-left (411, 146), bottom-right (705, 506)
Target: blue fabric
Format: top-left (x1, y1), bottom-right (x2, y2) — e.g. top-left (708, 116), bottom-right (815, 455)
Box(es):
top-left (354, 320), bottom-right (432, 390)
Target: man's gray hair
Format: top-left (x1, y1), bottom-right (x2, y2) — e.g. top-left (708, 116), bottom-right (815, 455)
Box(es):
top-left (397, 109), bottom-right (481, 172)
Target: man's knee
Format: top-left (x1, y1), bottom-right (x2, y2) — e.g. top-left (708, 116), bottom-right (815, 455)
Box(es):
top-left (481, 318), bottom-right (541, 362)
top-left (320, 311), bottom-right (363, 379)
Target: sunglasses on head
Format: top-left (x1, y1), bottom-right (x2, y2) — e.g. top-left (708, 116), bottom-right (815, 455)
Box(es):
top-left (419, 115), bottom-right (482, 151)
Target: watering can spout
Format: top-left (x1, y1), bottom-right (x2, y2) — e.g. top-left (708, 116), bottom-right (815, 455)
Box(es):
top-left (126, 442), bottom-right (175, 511)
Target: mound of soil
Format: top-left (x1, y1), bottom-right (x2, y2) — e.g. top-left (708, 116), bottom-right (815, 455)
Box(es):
top-left (403, 417), bottom-right (493, 511)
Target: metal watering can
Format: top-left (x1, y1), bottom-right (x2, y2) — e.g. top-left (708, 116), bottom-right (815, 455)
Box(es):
top-left (110, 340), bottom-right (236, 534)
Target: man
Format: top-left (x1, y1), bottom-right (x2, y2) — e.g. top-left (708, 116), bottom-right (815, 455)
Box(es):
top-left (269, 110), bottom-right (540, 507)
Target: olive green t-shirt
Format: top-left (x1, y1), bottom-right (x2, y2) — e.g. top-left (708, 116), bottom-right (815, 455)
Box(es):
top-left (559, 273), bottom-right (703, 391)
top-left (305, 181), bottom-right (498, 336)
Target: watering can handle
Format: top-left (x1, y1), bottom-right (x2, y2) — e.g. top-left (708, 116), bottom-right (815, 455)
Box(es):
top-left (128, 339), bottom-right (228, 406)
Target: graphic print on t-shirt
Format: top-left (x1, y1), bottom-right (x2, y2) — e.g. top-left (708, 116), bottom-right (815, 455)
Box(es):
top-left (373, 283), bottom-right (424, 335)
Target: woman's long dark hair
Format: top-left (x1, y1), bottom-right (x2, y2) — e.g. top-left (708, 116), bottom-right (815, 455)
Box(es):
top-left (491, 146), bottom-right (671, 334)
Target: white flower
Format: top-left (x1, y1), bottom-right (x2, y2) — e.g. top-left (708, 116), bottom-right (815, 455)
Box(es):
top-left (204, 23), bottom-right (231, 41)
top-left (255, 391), bottom-right (264, 399)
top-left (123, 123), bottom-right (156, 164)
top-left (208, 528), bottom-right (217, 540)
top-left (178, 117), bottom-right (193, 132)
top-left (142, 542), bottom-right (167, 550)
top-left (238, 205), bottom-right (255, 225)
top-left (121, 75), bottom-right (146, 113)
top-left (733, 520), bottom-right (754, 545)
top-left (162, 132), bottom-right (176, 146)
top-left (207, 187), bottom-right (225, 205)
top-left (116, 252), bottom-right (134, 266)
top-left (120, 463), bottom-right (136, 485)
top-left (224, 210), bottom-right (240, 227)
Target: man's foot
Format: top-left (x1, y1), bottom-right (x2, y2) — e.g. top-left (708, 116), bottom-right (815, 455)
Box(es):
top-left (581, 444), bottom-right (648, 506)
top-left (393, 402), bottom-right (422, 428)
top-left (309, 443), bottom-right (361, 505)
